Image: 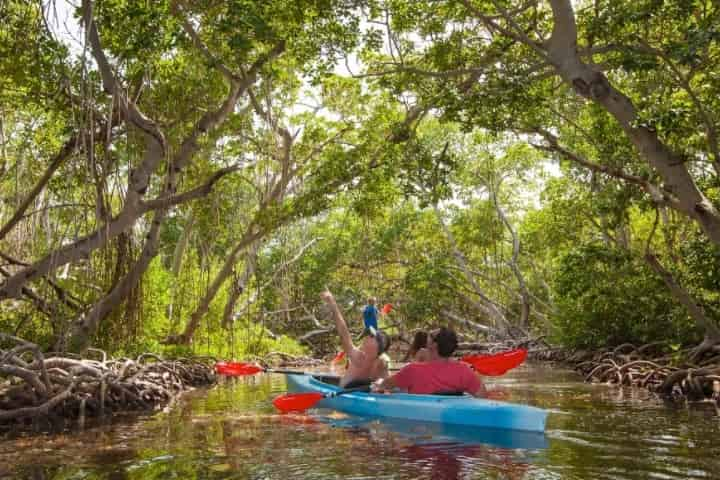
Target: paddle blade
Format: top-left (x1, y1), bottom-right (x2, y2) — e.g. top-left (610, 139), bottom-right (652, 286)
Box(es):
top-left (272, 392), bottom-right (325, 412)
top-left (381, 303), bottom-right (393, 315)
top-left (215, 362), bottom-right (264, 376)
top-left (462, 349), bottom-right (528, 376)
top-left (331, 351), bottom-right (346, 364)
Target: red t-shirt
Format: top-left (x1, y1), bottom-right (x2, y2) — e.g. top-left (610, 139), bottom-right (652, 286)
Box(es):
top-left (393, 360), bottom-right (482, 395)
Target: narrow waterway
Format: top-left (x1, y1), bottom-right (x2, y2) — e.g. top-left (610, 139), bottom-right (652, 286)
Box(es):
top-left (1, 364), bottom-right (718, 479)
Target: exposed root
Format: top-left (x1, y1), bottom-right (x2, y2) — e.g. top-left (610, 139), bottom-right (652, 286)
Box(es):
top-left (0, 335), bottom-right (216, 433)
top-left (454, 335), bottom-right (720, 411)
top-left (562, 340), bottom-right (720, 410)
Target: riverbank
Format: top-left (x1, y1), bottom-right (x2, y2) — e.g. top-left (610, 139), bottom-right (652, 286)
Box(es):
top-left (0, 335), bottom-right (215, 435)
top-left (453, 338), bottom-right (720, 413)
top-left (3, 362), bottom-right (718, 480)
top-left (3, 334), bottom-right (718, 438)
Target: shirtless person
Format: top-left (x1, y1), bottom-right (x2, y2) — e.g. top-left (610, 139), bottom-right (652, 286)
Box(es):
top-left (321, 289), bottom-right (390, 388)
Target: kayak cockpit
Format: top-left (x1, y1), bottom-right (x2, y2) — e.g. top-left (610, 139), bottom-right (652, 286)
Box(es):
top-left (312, 375), bottom-right (341, 386)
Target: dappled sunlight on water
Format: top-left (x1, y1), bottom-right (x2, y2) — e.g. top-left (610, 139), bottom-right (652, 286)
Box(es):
top-left (1, 364), bottom-right (718, 479)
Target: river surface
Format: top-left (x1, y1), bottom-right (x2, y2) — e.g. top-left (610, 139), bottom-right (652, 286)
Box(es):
top-left (1, 364), bottom-right (718, 479)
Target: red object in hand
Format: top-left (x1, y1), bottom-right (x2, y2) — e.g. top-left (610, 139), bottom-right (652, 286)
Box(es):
top-left (461, 348), bottom-right (528, 376)
top-left (381, 303), bottom-right (393, 315)
top-left (331, 351), bottom-right (346, 364)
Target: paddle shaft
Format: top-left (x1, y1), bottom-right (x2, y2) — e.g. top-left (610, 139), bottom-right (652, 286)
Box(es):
top-left (325, 385), bottom-right (371, 398)
top-left (264, 368), bottom-right (319, 376)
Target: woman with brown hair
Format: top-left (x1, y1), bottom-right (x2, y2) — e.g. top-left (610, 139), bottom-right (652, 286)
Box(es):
top-left (404, 331), bottom-right (431, 362)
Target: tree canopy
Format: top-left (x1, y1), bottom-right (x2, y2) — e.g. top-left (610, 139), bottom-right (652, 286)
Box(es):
top-left (1, 0), bottom-right (719, 358)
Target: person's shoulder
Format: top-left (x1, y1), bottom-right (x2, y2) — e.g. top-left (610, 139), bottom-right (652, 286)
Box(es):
top-left (399, 362), bottom-right (423, 373)
top-left (453, 359), bottom-right (474, 371)
top-left (454, 360), bottom-right (478, 377)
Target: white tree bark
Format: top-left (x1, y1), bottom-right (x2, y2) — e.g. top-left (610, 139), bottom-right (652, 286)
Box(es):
top-left (490, 185), bottom-right (531, 329)
top-left (433, 204), bottom-right (511, 332)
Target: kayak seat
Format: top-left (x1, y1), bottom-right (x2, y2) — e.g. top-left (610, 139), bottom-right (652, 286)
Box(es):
top-left (343, 378), bottom-right (372, 389)
top-left (432, 390), bottom-right (465, 396)
top-left (314, 375), bottom-right (341, 386)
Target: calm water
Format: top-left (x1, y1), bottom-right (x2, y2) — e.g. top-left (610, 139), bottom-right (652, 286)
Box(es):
top-left (1, 364), bottom-right (718, 479)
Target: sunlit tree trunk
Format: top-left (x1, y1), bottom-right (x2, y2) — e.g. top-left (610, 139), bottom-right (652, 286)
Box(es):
top-left (543, 0), bottom-right (720, 245)
top-left (490, 186), bottom-right (531, 329)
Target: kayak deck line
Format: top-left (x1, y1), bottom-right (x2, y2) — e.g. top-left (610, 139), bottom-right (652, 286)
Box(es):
top-left (284, 373), bottom-right (548, 433)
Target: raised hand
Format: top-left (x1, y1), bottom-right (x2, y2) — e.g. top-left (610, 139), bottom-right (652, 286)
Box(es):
top-left (320, 289), bottom-right (335, 304)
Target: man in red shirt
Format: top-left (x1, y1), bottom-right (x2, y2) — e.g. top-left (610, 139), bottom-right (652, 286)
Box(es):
top-left (372, 326), bottom-right (486, 397)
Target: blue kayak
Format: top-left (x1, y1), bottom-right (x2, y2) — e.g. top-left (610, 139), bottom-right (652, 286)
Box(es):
top-left (285, 374), bottom-right (548, 433)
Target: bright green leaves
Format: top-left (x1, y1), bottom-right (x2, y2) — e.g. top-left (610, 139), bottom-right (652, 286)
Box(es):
top-left (0, 1), bottom-right (71, 108)
top-left (395, 121), bottom-right (459, 206)
top-left (93, 0), bottom-right (179, 65)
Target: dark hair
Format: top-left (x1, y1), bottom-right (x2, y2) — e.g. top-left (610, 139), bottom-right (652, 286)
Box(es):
top-left (370, 328), bottom-right (391, 355)
top-left (409, 331), bottom-right (428, 356)
top-left (432, 327), bottom-right (458, 357)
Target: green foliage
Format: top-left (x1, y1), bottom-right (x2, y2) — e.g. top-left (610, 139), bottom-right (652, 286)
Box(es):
top-left (0, 1), bottom-right (71, 106)
top-left (552, 244), bottom-right (699, 349)
top-left (5, 0), bottom-right (720, 360)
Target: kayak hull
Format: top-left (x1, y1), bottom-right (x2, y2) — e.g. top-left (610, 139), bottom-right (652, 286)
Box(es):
top-left (285, 374), bottom-right (548, 433)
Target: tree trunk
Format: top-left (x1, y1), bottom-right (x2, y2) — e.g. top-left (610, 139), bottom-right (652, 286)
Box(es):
top-left (0, 136), bottom-right (165, 301)
top-left (434, 205), bottom-right (511, 333)
top-left (545, 0), bottom-right (720, 246)
top-left (167, 225), bottom-right (264, 344)
top-left (643, 253), bottom-right (720, 343)
top-left (221, 240), bottom-right (260, 329)
top-left (490, 187), bottom-right (531, 329)
top-left (64, 211), bottom-right (165, 352)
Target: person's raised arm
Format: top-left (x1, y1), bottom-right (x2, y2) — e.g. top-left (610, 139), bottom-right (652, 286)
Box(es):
top-left (320, 289), bottom-right (354, 354)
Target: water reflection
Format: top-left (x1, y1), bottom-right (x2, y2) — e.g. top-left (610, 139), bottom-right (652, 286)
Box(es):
top-left (1, 365), bottom-right (718, 480)
top-left (317, 414), bottom-right (544, 479)
top-left (322, 414), bottom-right (548, 449)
